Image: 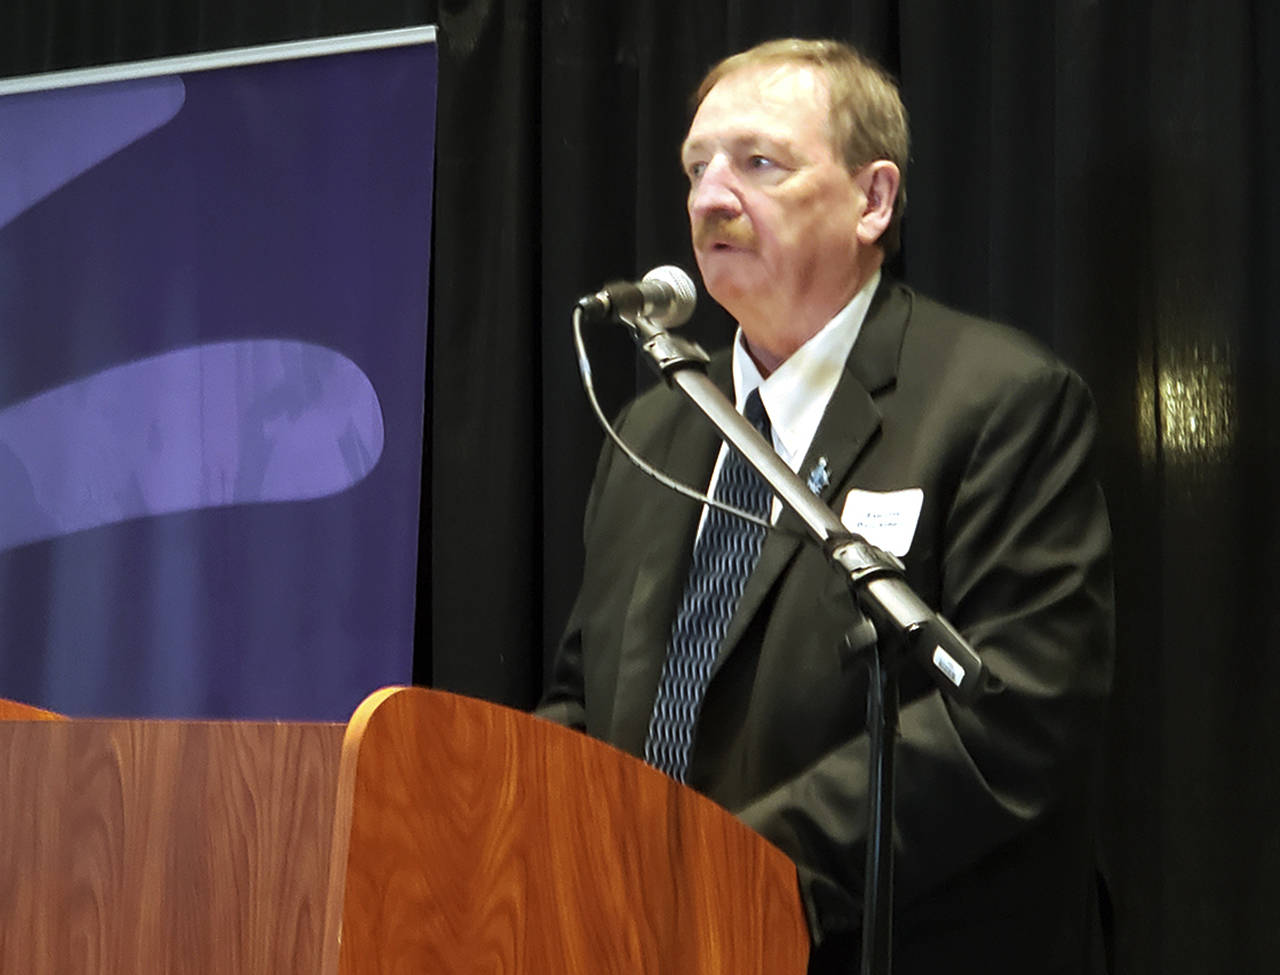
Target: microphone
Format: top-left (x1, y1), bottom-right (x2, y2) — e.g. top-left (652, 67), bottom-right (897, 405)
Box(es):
top-left (577, 265), bottom-right (697, 328)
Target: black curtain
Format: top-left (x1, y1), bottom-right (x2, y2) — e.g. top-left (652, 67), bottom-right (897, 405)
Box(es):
top-left (3, 2), bottom-right (1276, 972)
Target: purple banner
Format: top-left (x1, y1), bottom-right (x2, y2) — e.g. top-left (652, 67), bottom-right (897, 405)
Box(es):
top-left (0, 34), bottom-right (437, 720)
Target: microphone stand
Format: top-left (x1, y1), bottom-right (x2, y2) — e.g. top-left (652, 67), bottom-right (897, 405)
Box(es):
top-left (623, 315), bottom-right (987, 975)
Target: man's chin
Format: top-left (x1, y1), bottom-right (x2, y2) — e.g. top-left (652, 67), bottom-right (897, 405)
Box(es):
top-left (698, 276), bottom-right (758, 322)
top-left (696, 250), bottom-right (757, 293)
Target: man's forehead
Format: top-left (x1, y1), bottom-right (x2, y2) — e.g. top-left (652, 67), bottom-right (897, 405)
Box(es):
top-left (682, 63), bottom-right (831, 153)
top-left (700, 62), bottom-right (828, 116)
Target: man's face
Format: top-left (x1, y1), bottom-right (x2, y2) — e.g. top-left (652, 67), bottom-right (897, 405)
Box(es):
top-left (682, 63), bottom-right (871, 362)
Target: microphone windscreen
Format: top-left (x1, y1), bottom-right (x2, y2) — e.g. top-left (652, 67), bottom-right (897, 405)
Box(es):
top-left (642, 265), bottom-right (697, 327)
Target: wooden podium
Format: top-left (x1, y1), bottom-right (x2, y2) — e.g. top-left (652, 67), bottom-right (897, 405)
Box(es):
top-left (0, 687), bottom-right (808, 973)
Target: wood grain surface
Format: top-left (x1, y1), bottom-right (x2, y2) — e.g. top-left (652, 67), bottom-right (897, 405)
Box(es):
top-left (327, 687), bottom-right (809, 975)
top-left (0, 697), bottom-right (64, 721)
top-left (0, 717), bottom-right (344, 975)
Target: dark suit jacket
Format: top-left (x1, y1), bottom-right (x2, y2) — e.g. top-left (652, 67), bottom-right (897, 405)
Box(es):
top-left (539, 279), bottom-right (1115, 974)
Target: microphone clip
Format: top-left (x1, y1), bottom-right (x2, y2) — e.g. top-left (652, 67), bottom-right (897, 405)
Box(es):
top-left (637, 328), bottom-right (710, 380)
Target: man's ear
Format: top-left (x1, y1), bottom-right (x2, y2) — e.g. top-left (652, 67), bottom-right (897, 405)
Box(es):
top-left (854, 160), bottom-right (900, 246)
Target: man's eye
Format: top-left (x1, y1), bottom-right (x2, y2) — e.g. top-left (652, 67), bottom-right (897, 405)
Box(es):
top-left (686, 161), bottom-right (707, 181)
top-left (747, 155), bottom-right (774, 170)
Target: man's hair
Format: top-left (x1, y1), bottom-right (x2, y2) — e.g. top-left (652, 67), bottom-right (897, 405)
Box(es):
top-left (693, 38), bottom-right (910, 256)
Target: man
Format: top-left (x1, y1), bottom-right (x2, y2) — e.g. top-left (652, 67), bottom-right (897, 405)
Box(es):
top-left (539, 38), bottom-right (1114, 974)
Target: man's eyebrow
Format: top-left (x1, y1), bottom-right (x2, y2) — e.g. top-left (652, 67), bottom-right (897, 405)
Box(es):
top-left (679, 137), bottom-right (708, 161)
top-left (680, 133), bottom-right (788, 162)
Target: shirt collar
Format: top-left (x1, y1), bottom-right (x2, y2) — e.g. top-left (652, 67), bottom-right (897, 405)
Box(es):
top-left (731, 270), bottom-right (881, 471)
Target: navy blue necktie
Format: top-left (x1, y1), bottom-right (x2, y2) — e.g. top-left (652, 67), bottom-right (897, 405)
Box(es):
top-left (645, 389), bottom-right (773, 782)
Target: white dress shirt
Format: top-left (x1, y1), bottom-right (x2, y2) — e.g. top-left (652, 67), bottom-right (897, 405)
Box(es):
top-left (697, 270), bottom-right (880, 532)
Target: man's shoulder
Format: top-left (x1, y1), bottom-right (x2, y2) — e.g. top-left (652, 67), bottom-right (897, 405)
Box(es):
top-left (892, 282), bottom-right (1079, 387)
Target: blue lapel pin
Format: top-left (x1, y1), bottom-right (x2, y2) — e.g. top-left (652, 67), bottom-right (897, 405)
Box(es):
top-left (807, 456), bottom-right (830, 495)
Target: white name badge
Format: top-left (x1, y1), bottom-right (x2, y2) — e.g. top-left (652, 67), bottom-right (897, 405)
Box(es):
top-left (839, 488), bottom-right (924, 557)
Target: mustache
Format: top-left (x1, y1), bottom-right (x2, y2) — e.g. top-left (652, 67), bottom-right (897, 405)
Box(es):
top-left (692, 213), bottom-right (756, 250)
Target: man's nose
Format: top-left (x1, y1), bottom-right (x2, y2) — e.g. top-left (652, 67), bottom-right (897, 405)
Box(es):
top-left (688, 155), bottom-right (741, 218)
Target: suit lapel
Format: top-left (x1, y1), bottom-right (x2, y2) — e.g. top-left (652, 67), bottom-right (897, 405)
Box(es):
top-left (712, 280), bottom-right (913, 673)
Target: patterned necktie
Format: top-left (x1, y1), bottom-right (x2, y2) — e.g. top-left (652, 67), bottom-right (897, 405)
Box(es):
top-left (645, 389), bottom-right (773, 782)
